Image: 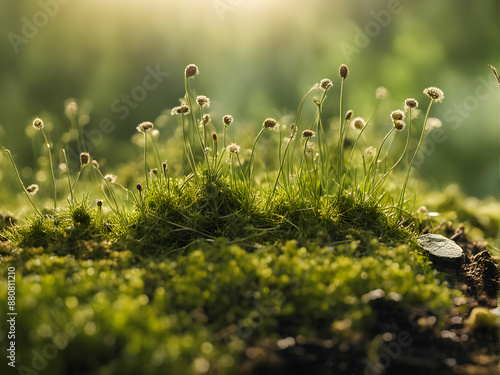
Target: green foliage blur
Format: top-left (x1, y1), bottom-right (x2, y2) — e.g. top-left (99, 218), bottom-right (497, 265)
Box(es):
top-left (0, 0), bottom-right (499, 212)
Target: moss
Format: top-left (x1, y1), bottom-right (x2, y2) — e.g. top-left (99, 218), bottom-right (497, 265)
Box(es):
top-left (3, 198), bottom-right (105, 255)
top-left (0, 237), bottom-right (459, 374)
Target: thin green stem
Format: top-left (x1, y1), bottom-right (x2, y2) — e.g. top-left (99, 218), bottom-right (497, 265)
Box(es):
top-left (266, 85), bottom-right (318, 209)
top-left (144, 133), bottom-right (149, 187)
top-left (246, 127), bottom-right (265, 187)
top-left (370, 109), bottom-right (412, 197)
top-left (364, 127), bottom-right (395, 194)
top-left (71, 167), bottom-right (84, 194)
top-left (398, 101), bottom-right (434, 213)
top-left (3, 148), bottom-right (42, 217)
top-left (61, 149), bottom-right (73, 203)
top-left (338, 78), bottom-right (345, 177)
top-left (41, 129), bottom-right (57, 209)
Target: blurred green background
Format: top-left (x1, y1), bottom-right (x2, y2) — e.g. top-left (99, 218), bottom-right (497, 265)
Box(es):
top-left (0, 0), bottom-right (499, 213)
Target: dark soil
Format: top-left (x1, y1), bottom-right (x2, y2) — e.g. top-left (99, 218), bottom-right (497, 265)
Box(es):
top-left (237, 223), bottom-right (500, 375)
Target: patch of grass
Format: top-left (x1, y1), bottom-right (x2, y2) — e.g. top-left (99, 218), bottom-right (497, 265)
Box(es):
top-left (4, 198), bottom-right (105, 255)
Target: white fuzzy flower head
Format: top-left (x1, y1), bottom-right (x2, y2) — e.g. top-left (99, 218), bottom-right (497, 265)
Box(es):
top-left (137, 121), bottom-right (154, 133)
top-left (351, 117), bottom-right (366, 130)
top-left (375, 86), bottom-right (388, 100)
top-left (391, 110), bottom-right (405, 122)
top-left (104, 174), bottom-right (117, 184)
top-left (393, 120), bottom-right (405, 131)
top-left (364, 146), bottom-right (377, 159)
top-left (26, 184), bottom-right (39, 195)
top-left (404, 98), bottom-right (418, 111)
top-left (423, 87), bottom-right (445, 103)
top-left (319, 78), bottom-right (333, 91)
top-left (196, 95), bottom-right (210, 108)
top-left (226, 143), bottom-right (240, 154)
top-left (302, 129), bottom-right (316, 139)
top-left (426, 117), bottom-right (442, 131)
top-left (32, 118), bottom-right (44, 130)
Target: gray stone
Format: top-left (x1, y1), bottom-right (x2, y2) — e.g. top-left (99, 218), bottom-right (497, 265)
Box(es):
top-left (417, 233), bottom-right (464, 259)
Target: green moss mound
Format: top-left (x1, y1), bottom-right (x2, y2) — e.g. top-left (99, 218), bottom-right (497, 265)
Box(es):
top-left (0, 178), bottom-right (463, 375)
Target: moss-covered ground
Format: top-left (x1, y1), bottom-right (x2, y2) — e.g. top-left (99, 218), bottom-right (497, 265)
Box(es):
top-left (0, 66), bottom-right (499, 374)
top-left (2, 175), bottom-right (498, 374)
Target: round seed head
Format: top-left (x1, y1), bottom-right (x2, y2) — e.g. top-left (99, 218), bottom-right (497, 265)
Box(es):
top-left (137, 121), bottom-right (154, 133)
top-left (59, 163), bottom-right (67, 173)
top-left (426, 117), bottom-right (442, 131)
top-left (97, 200), bottom-right (103, 207)
top-left (32, 118), bottom-right (44, 130)
top-left (136, 183), bottom-right (143, 192)
top-left (203, 114), bottom-right (211, 125)
top-left (364, 146), bottom-right (377, 159)
top-left (151, 168), bottom-right (158, 175)
top-left (226, 143), bottom-right (240, 153)
top-left (104, 174), bottom-right (117, 184)
top-left (185, 64), bottom-right (199, 79)
top-left (26, 184), bottom-right (39, 195)
top-left (162, 162), bottom-right (168, 172)
top-left (80, 152), bottom-right (90, 166)
top-left (393, 120), bottom-right (406, 131)
top-left (351, 117), bottom-right (366, 130)
top-left (339, 64), bottom-right (349, 79)
top-left (92, 160), bottom-right (100, 169)
top-left (320, 78), bottom-right (333, 91)
top-left (263, 117), bottom-right (277, 129)
top-left (223, 115), bottom-right (233, 126)
top-left (404, 98), bottom-right (418, 111)
top-left (375, 86), bottom-right (388, 100)
top-left (196, 95), bottom-right (210, 108)
top-left (302, 129), bottom-right (316, 139)
top-left (391, 110), bottom-right (405, 122)
top-left (171, 104), bottom-right (190, 116)
top-left (423, 86), bottom-right (445, 102)
top-left (345, 110), bottom-right (354, 121)
top-left (416, 206), bottom-right (428, 214)
top-left (212, 132), bottom-right (218, 141)
top-left (65, 101), bottom-right (78, 117)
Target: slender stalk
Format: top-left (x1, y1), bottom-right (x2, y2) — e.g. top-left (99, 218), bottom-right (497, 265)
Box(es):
top-left (94, 167), bottom-right (120, 213)
top-left (314, 91), bottom-right (329, 194)
top-left (40, 129), bottom-right (57, 209)
top-left (338, 78), bottom-right (345, 177)
top-left (185, 77), bottom-right (208, 169)
top-left (340, 126), bottom-right (366, 193)
top-left (370, 109), bottom-right (412, 197)
top-left (297, 140), bottom-right (309, 183)
top-left (151, 136), bottom-right (163, 182)
top-left (3, 148), bottom-right (42, 216)
top-left (71, 167), bottom-right (84, 194)
top-left (61, 149), bottom-right (73, 203)
top-left (223, 125), bottom-right (228, 149)
top-left (181, 116), bottom-right (199, 183)
top-left (236, 153), bottom-right (247, 185)
top-left (200, 107), bottom-right (207, 149)
top-left (398, 100), bottom-right (434, 212)
top-left (144, 132), bottom-right (149, 187)
top-left (266, 85), bottom-right (318, 208)
top-left (363, 128), bottom-right (395, 194)
top-left (246, 127), bottom-right (265, 187)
